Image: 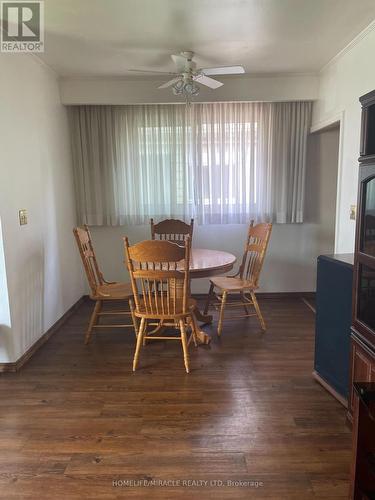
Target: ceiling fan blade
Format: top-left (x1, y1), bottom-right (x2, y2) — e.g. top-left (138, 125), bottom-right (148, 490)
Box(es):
top-left (158, 77), bottom-right (181, 89)
top-left (194, 74), bottom-right (223, 89)
top-left (171, 54), bottom-right (188, 72)
top-left (127, 69), bottom-right (177, 75)
top-left (201, 65), bottom-right (245, 76)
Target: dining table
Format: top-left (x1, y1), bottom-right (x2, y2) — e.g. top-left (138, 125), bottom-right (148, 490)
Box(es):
top-left (186, 248), bottom-right (236, 344)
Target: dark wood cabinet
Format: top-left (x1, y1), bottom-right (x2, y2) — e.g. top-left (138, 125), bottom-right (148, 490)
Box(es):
top-left (359, 92), bottom-right (375, 160)
top-left (349, 89), bottom-right (375, 420)
top-left (349, 336), bottom-right (375, 416)
top-left (350, 383), bottom-right (375, 499)
top-left (352, 164), bottom-right (375, 349)
top-left (349, 90), bottom-right (375, 499)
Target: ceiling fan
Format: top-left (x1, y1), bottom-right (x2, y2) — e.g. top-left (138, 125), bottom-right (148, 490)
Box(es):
top-left (128, 51), bottom-right (245, 101)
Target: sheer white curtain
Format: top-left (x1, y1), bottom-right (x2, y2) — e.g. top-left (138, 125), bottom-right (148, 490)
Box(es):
top-left (69, 105), bottom-right (193, 225)
top-left (190, 101), bottom-right (311, 223)
top-left (69, 101), bottom-right (311, 226)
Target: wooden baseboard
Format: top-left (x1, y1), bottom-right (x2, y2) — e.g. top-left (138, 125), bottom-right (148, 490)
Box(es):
top-left (312, 370), bottom-right (348, 409)
top-left (0, 296), bottom-right (87, 373)
top-left (193, 291), bottom-right (316, 300)
top-left (258, 291), bottom-right (315, 299)
top-left (301, 297), bottom-right (316, 314)
top-left (346, 410), bottom-right (353, 425)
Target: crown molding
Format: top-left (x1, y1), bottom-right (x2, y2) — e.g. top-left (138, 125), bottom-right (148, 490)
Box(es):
top-left (59, 72), bottom-right (318, 84)
top-left (0, 24), bottom-right (59, 78)
top-left (320, 19), bottom-right (375, 74)
top-left (28, 53), bottom-right (59, 79)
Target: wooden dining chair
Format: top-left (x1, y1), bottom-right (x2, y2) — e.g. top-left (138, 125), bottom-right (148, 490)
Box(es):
top-left (204, 221), bottom-right (272, 336)
top-left (124, 237), bottom-right (196, 373)
top-left (73, 225), bottom-right (137, 344)
top-left (150, 218), bottom-right (194, 244)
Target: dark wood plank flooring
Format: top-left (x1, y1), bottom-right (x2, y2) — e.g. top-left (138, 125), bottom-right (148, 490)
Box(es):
top-left (0, 297), bottom-right (351, 499)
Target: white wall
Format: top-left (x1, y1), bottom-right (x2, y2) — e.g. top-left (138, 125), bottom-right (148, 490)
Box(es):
top-left (89, 221), bottom-right (335, 295)
top-left (89, 121), bottom-right (339, 295)
top-left (60, 74), bottom-right (318, 105)
top-left (312, 22), bottom-right (375, 253)
top-left (0, 54), bottom-right (85, 363)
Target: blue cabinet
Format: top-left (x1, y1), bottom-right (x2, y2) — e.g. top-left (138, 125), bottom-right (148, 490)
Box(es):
top-left (314, 254), bottom-right (354, 402)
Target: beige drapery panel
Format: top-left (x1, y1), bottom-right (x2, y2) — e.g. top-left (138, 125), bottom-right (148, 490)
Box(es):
top-left (69, 101), bottom-right (312, 225)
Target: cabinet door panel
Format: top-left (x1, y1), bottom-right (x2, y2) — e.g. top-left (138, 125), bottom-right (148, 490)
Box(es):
top-left (361, 176), bottom-right (375, 256)
top-left (350, 339), bottom-right (374, 414)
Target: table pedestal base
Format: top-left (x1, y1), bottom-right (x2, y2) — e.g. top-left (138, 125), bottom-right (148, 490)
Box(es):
top-left (170, 278), bottom-right (213, 345)
top-left (191, 307), bottom-right (212, 345)
top-left (194, 307), bottom-right (213, 325)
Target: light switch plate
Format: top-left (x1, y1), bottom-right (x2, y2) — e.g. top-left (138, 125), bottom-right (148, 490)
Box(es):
top-left (19, 209), bottom-right (28, 225)
top-left (350, 205), bottom-right (356, 221)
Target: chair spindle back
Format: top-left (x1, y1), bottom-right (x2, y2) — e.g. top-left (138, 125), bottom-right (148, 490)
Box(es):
top-left (238, 221), bottom-right (272, 287)
top-left (124, 238), bottom-right (191, 317)
top-left (73, 225), bottom-right (103, 296)
top-left (150, 218), bottom-right (194, 244)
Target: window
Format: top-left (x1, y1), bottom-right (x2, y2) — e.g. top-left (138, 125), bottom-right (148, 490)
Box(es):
top-left (69, 101), bottom-right (312, 226)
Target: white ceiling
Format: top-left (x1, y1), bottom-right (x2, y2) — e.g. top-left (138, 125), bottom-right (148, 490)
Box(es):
top-left (41, 0), bottom-right (375, 77)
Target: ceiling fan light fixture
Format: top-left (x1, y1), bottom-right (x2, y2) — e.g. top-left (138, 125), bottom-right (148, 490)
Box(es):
top-left (142, 51), bottom-right (245, 100)
top-left (133, 50), bottom-right (245, 103)
top-left (172, 80), bottom-right (184, 95)
top-left (184, 81), bottom-right (199, 95)
top-left (172, 79), bottom-right (199, 101)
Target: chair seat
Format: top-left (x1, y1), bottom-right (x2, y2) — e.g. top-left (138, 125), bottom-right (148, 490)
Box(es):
top-left (93, 282), bottom-right (133, 300)
top-left (210, 276), bottom-right (257, 291)
top-left (135, 297), bottom-right (197, 319)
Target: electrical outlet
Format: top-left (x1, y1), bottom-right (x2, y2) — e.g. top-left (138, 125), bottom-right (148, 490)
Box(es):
top-left (350, 205), bottom-right (356, 221)
top-left (19, 209), bottom-right (28, 225)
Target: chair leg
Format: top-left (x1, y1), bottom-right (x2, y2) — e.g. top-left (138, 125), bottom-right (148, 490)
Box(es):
top-left (250, 290), bottom-right (266, 330)
top-left (133, 317), bottom-right (146, 372)
top-left (179, 319), bottom-right (190, 373)
top-left (188, 315), bottom-right (199, 347)
top-left (240, 291), bottom-right (249, 314)
top-left (204, 282), bottom-right (215, 315)
top-left (129, 299), bottom-right (138, 338)
top-left (217, 291), bottom-right (227, 337)
top-left (85, 300), bottom-right (102, 345)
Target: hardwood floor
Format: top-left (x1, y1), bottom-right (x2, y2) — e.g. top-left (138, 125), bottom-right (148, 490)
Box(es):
top-left (0, 297), bottom-right (351, 499)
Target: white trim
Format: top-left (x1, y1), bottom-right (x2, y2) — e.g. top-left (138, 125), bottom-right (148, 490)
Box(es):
top-left (59, 72), bottom-right (318, 82)
top-left (309, 111), bottom-right (345, 254)
top-left (319, 19), bottom-right (375, 74)
top-left (310, 112), bottom-right (343, 134)
top-left (334, 112), bottom-right (345, 254)
top-left (312, 371), bottom-right (348, 408)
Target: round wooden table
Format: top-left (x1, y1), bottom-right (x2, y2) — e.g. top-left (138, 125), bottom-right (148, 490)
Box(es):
top-left (188, 249), bottom-right (236, 344)
top-left (189, 248), bottom-right (237, 279)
